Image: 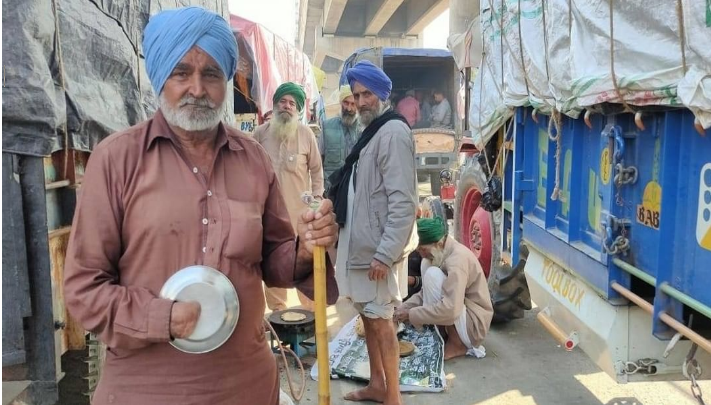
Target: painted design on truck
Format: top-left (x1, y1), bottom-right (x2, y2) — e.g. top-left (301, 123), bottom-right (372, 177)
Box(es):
top-left (588, 170), bottom-right (602, 232)
top-left (600, 147), bottom-right (611, 185)
top-left (542, 259), bottom-right (586, 311)
top-left (638, 182), bottom-right (662, 230)
top-left (538, 129), bottom-right (548, 208)
top-left (561, 149), bottom-right (571, 217)
top-left (637, 137), bottom-right (662, 230)
top-left (698, 163), bottom-right (711, 251)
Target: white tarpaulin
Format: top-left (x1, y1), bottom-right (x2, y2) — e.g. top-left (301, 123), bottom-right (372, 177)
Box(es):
top-left (470, 0), bottom-right (711, 147)
top-left (448, 18), bottom-right (483, 71)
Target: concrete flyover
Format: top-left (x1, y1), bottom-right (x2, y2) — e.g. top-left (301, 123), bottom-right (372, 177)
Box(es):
top-left (298, 0), bottom-right (448, 99)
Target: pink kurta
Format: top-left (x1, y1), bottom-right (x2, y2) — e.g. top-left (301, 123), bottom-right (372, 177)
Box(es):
top-left (63, 110), bottom-right (337, 405)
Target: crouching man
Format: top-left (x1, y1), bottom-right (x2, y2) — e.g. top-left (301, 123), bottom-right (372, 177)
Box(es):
top-left (394, 217), bottom-right (494, 360)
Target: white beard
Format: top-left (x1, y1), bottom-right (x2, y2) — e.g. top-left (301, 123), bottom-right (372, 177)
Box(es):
top-left (340, 110), bottom-right (358, 126)
top-left (160, 93), bottom-right (223, 131)
top-left (271, 111), bottom-right (299, 142)
top-left (359, 100), bottom-right (388, 127)
top-left (430, 246), bottom-right (446, 269)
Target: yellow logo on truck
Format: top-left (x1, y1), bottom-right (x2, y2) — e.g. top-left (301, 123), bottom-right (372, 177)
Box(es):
top-left (698, 163), bottom-right (711, 251)
top-left (637, 181), bottom-right (662, 230)
top-left (600, 147), bottom-right (611, 185)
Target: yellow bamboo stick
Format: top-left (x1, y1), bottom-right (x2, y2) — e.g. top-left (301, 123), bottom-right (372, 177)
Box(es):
top-left (313, 245), bottom-right (330, 405)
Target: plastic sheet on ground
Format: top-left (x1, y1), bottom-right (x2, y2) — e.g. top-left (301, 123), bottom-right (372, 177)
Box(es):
top-left (2, 0), bottom-right (231, 157)
top-left (310, 316), bottom-right (447, 393)
top-left (468, 0), bottom-right (711, 147)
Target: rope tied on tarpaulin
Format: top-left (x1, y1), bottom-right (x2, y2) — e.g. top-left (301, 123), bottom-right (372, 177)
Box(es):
top-left (547, 109), bottom-right (563, 201)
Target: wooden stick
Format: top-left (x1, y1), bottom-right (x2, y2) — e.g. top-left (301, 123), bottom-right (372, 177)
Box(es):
top-left (313, 245), bottom-right (330, 405)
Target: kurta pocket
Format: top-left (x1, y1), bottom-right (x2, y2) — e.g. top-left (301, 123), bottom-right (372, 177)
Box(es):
top-left (224, 200), bottom-right (263, 264)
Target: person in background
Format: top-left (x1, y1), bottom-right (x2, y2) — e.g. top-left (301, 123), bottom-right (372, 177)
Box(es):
top-left (389, 91), bottom-right (401, 109)
top-left (329, 60), bottom-right (418, 405)
top-left (430, 89), bottom-right (452, 129)
top-left (254, 82), bottom-right (325, 312)
top-left (262, 109), bottom-right (273, 123)
top-left (395, 217), bottom-right (493, 361)
top-left (63, 7), bottom-right (338, 404)
top-left (319, 85), bottom-right (361, 194)
top-left (395, 89), bottom-right (420, 128)
top-left (415, 89), bottom-right (432, 128)
top-left (405, 250), bottom-right (423, 301)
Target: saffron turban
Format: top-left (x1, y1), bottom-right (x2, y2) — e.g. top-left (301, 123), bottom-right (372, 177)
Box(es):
top-left (273, 82), bottom-right (306, 112)
top-left (417, 217), bottom-right (447, 245)
top-left (143, 6), bottom-right (238, 95)
top-left (346, 60), bottom-right (392, 101)
top-left (339, 85), bottom-right (353, 102)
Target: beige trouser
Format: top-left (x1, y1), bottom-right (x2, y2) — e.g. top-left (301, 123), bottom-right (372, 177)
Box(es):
top-left (264, 287), bottom-right (314, 312)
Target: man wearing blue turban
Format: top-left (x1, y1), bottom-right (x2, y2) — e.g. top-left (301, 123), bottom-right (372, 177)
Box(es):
top-left (63, 7), bottom-right (339, 405)
top-left (328, 60), bottom-right (417, 404)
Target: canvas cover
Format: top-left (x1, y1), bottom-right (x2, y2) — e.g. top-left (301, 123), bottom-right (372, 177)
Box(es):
top-left (467, 0), bottom-right (711, 147)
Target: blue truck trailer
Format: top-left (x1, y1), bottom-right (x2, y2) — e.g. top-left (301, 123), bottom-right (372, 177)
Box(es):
top-left (501, 107), bottom-right (711, 382)
top-left (422, 0), bottom-right (711, 389)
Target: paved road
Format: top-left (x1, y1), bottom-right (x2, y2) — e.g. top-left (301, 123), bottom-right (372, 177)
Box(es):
top-left (274, 293), bottom-right (709, 405)
top-left (273, 181), bottom-right (709, 404)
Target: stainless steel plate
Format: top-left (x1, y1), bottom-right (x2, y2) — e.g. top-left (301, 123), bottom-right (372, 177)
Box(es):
top-left (159, 265), bottom-right (239, 354)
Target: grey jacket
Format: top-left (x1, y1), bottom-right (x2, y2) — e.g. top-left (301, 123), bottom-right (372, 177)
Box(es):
top-left (347, 119), bottom-right (419, 270)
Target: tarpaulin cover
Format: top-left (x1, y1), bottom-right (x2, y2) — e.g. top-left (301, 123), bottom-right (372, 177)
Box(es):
top-left (230, 15), bottom-right (319, 119)
top-left (2, 0), bottom-right (231, 157)
top-left (448, 18), bottom-right (482, 71)
top-left (469, 0), bottom-right (711, 148)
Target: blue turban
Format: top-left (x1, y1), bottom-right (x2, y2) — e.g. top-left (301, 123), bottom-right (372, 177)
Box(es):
top-left (143, 6), bottom-right (238, 95)
top-left (346, 60), bottom-right (392, 101)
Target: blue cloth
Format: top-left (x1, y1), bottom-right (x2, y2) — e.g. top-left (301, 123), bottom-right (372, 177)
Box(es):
top-left (346, 60), bottom-right (392, 101)
top-left (143, 6), bottom-right (238, 95)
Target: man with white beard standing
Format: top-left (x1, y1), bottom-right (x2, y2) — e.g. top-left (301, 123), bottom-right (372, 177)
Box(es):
top-left (328, 60), bottom-right (418, 405)
top-left (394, 217), bottom-right (493, 361)
top-left (63, 7), bottom-right (339, 404)
top-left (254, 82), bottom-right (325, 311)
top-left (319, 85), bottom-right (361, 194)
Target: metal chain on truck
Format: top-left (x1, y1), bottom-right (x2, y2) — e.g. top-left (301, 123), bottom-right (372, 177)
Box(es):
top-left (614, 162), bottom-right (638, 186)
top-left (684, 344), bottom-right (706, 405)
top-left (602, 217), bottom-right (630, 256)
top-left (547, 110), bottom-right (563, 201)
top-left (620, 358), bottom-right (659, 375)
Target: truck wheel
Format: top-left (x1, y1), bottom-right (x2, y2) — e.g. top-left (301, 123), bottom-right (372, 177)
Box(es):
top-left (454, 157), bottom-right (492, 277)
top-left (455, 156), bottom-right (531, 323)
top-left (420, 196), bottom-right (449, 234)
top-left (488, 245), bottom-right (532, 323)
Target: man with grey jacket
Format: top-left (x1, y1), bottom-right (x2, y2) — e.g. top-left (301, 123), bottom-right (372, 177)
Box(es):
top-left (328, 60), bottom-right (418, 405)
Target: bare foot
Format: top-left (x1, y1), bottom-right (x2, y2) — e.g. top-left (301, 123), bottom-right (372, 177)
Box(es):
top-left (344, 385), bottom-right (386, 402)
top-left (443, 341), bottom-right (468, 360)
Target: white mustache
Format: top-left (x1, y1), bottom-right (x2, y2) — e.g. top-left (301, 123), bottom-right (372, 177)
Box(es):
top-left (179, 96), bottom-right (216, 109)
